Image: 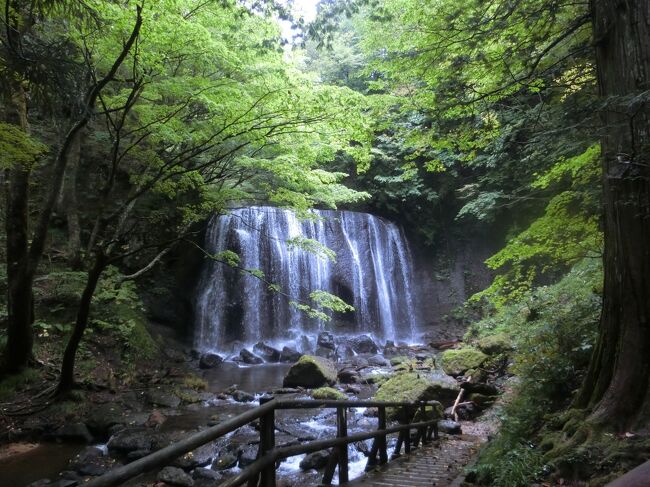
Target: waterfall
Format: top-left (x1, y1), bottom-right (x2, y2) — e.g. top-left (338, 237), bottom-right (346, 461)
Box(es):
top-left (194, 206), bottom-right (419, 351)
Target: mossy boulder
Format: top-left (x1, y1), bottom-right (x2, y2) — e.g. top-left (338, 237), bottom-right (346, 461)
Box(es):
top-left (390, 356), bottom-right (410, 367)
top-left (440, 348), bottom-right (488, 376)
top-left (312, 387), bottom-right (346, 400)
top-left (283, 355), bottom-right (337, 388)
top-left (477, 333), bottom-right (513, 355)
top-left (374, 371), bottom-right (457, 419)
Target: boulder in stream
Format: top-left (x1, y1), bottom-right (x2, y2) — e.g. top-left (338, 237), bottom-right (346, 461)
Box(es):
top-left (231, 390), bottom-right (255, 403)
top-left (239, 348), bottom-right (264, 365)
top-left (157, 466), bottom-right (194, 486)
top-left (280, 346), bottom-right (302, 363)
top-left (350, 335), bottom-right (379, 354)
top-left (199, 353), bottom-right (223, 369)
top-left (299, 450), bottom-right (331, 470)
top-left (317, 331), bottom-right (335, 350)
top-left (283, 355), bottom-right (337, 388)
top-left (253, 342), bottom-right (281, 362)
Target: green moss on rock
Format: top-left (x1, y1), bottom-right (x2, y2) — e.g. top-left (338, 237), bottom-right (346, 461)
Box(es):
top-left (440, 348), bottom-right (488, 376)
top-left (477, 333), bottom-right (513, 355)
top-left (312, 387), bottom-right (346, 400)
top-left (283, 355), bottom-right (337, 388)
top-left (374, 371), bottom-right (457, 418)
top-left (390, 356), bottom-right (410, 367)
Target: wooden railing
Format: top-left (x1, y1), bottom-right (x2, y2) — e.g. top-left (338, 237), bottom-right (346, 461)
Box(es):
top-left (84, 397), bottom-right (441, 487)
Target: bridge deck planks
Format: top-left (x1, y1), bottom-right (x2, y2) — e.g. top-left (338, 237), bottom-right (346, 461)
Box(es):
top-left (345, 434), bottom-right (481, 487)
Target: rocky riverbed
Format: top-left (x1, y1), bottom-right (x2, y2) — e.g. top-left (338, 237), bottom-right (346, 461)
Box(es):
top-left (1, 332), bottom-right (506, 486)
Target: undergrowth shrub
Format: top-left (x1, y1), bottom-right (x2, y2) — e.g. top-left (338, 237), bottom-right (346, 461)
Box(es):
top-left (468, 258), bottom-right (602, 486)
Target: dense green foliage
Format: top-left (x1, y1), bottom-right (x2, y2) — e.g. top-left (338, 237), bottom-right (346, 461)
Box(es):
top-left (466, 259), bottom-right (602, 485)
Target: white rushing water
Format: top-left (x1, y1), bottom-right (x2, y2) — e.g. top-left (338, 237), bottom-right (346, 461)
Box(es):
top-left (194, 206), bottom-right (419, 352)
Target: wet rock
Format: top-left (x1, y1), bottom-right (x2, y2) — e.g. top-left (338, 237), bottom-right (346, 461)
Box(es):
top-left (193, 467), bottom-right (222, 481)
top-left (107, 428), bottom-right (154, 453)
top-left (440, 348), bottom-right (488, 377)
top-left (51, 422), bottom-right (93, 443)
top-left (283, 355), bottom-right (337, 388)
top-left (368, 355), bottom-right (389, 367)
top-left (350, 356), bottom-right (369, 368)
top-left (173, 443), bottom-right (215, 469)
top-left (343, 384), bottom-right (361, 395)
top-left (415, 353), bottom-right (429, 361)
top-left (338, 345), bottom-right (356, 359)
top-left (311, 387), bottom-right (346, 400)
top-left (338, 367), bottom-right (361, 384)
top-left (383, 341), bottom-right (399, 357)
top-left (213, 452), bottom-right (238, 470)
top-left (86, 403), bottom-right (124, 438)
top-left (238, 445), bottom-right (258, 467)
top-left (146, 410), bottom-right (167, 428)
top-left (272, 387), bottom-right (300, 394)
top-left (231, 390), bottom-right (255, 403)
top-left (299, 450), bottom-right (330, 470)
top-left (69, 446), bottom-right (114, 476)
top-left (437, 419), bottom-right (462, 435)
top-left (315, 346), bottom-right (336, 360)
top-left (147, 390), bottom-right (181, 408)
top-left (350, 335), bottom-right (379, 354)
top-left (317, 332), bottom-right (336, 350)
top-left (280, 346), bottom-right (302, 363)
top-left (239, 349), bottom-right (264, 365)
top-left (157, 466), bottom-right (194, 486)
top-left (199, 353), bottom-right (223, 369)
top-left (253, 342), bottom-right (281, 362)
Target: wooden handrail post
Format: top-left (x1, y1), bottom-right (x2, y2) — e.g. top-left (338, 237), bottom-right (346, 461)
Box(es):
top-left (418, 403), bottom-right (428, 446)
top-left (378, 406), bottom-right (388, 464)
top-left (337, 406), bottom-right (349, 484)
top-left (259, 396), bottom-right (276, 487)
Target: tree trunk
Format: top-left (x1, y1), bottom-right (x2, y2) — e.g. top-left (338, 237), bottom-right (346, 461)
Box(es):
top-left (1, 80), bottom-right (34, 374)
top-left (58, 131), bottom-right (83, 269)
top-left (575, 0), bottom-right (650, 430)
top-left (56, 251), bottom-right (106, 395)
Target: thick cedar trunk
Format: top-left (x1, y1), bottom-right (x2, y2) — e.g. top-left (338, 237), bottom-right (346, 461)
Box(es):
top-left (575, 0), bottom-right (650, 429)
top-left (56, 252), bottom-right (106, 394)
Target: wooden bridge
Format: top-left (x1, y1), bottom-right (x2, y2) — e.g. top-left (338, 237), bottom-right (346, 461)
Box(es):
top-left (84, 397), bottom-right (476, 487)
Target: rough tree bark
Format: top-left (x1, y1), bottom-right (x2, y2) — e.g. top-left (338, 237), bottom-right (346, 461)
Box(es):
top-left (56, 251), bottom-right (106, 394)
top-left (575, 0), bottom-right (650, 429)
top-left (3, 80), bottom-right (35, 374)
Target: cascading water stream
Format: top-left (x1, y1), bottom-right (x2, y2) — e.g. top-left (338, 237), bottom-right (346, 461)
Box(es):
top-left (194, 206), bottom-right (419, 352)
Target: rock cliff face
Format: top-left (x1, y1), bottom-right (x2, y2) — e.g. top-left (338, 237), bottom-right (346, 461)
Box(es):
top-left (410, 230), bottom-right (497, 342)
